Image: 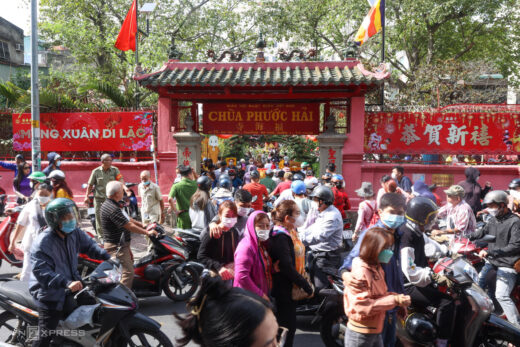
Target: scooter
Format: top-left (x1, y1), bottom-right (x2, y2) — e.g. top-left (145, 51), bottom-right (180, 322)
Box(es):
top-left (123, 183), bottom-right (139, 220)
top-left (174, 228), bottom-right (202, 264)
top-left (82, 183), bottom-right (96, 231)
top-left (0, 260), bottom-right (173, 346)
top-left (78, 224), bottom-right (203, 301)
top-left (0, 205), bottom-right (23, 268)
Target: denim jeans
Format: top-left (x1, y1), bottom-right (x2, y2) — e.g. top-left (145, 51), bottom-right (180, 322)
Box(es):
top-left (478, 262), bottom-right (496, 301)
top-left (344, 328), bottom-right (383, 347)
top-left (496, 267), bottom-right (520, 326)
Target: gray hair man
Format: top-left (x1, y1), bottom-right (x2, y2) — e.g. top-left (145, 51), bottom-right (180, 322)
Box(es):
top-left (100, 181), bottom-right (158, 289)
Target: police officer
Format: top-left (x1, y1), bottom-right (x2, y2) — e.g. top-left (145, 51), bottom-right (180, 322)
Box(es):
top-left (300, 185), bottom-right (343, 291)
top-left (84, 154), bottom-right (129, 239)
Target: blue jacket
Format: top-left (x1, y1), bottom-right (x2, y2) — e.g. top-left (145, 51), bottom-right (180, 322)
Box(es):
top-left (42, 152), bottom-right (60, 176)
top-left (29, 227), bottom-right (110, 310)
top-left (340, 220), bottom-right (405, 295)
top-left (0, 161), bottom-right (18, 176)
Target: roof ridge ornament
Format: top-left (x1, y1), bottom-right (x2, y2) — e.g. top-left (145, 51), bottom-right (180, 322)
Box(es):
top-left (277, 49), bottom-right (316, 62)
top-left (207, 49), bottom-right (244, 62)
top-left (168, 36), bottom-right (183, 61)
top-left (255, 32), bottom-right (266, 63)
top-left (356, 62), bottom-right (390, 80)
top-left (343, 41), bottom-right (359, 59)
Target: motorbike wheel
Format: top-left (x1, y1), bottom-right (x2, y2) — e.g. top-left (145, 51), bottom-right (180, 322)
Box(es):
top-left (320, 313), bottom-right (344, 347)
top-left (480, 336), bottom-right (520, 347)
top-left (0, 311), bottom-right (26, 344)
top-left (119, 327), bottom-right (173, 347)
top-left (163, 264), bottom-right (199, 301)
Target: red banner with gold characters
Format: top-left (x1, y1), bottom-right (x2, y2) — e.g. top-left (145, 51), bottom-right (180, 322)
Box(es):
top-left (12, 111), bottom-right (154, 151)
top-left (364, 112), bottom-right (520, 154)
top-left (202, 102), bottom-right (320, 135)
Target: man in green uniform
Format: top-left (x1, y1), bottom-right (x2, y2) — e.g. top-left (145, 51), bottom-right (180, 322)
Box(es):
top-left (84, 154), bottom-right (129, 239)
top-left (260, 169), bottom-right (277, 193)
top-left (168, 165), bottom-right (197, 229)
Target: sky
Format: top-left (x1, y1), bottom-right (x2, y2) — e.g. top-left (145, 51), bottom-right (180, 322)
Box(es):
top-left (2, 0), bottom-right (32, 34)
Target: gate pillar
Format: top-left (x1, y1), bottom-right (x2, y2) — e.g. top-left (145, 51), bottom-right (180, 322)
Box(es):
top-left (318, 114), bottom-right (347, 175)
top-left (173, 113), bottom-right (202, 174)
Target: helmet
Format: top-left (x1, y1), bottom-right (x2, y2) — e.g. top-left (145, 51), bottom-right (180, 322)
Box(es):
top-left (321, 172), bottom-right (332, 181)
top-left (405, 313), bottom-right (437, 344)
top-left (483, 190), bottom-right (509, 206)
top-left (332, 174), bottom-right (344, 182)
top-left (291, 180), bottom-right (307, 195)
top-left (45, 198), bottom-right (80, 231)
top-left (405, 197), bottom-right (438, 226)
top-left (250, 170), bottom-right (260, 179)
top-left (309, 185), bottom-right (334, 205)
top-left (48, 170), bottom-right (66, 180)
top-left (293, 172), bottom-right (304, 181)
top-left (28, 171), bottom-right (47, 183)
top-left (301, 162), bottom-right (309, 169)
top-left (218, 175), bottom-right (232, 190)
top-left (509, 178), bottom-right (520, 190)
top-left (197, 176), bottom-right (212, 192)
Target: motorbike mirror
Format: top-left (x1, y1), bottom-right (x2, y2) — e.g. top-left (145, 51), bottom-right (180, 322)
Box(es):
top-left (481, 235), bottom-right (496, 243)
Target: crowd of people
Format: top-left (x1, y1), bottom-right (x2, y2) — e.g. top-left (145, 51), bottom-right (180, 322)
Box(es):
top-left (3, 150), bottom-right (520, 347)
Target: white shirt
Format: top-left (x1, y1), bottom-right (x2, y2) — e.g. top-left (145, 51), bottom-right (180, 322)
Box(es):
top-left (301, 204), bottom-right (343, 251)
top-left (17, 199), bottom-right (46, 253)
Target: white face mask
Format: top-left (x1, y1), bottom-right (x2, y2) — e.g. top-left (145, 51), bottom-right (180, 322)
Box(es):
top-left (293, 214), bottom-right (305, 228)
top-left (256, 229), bottom-right (270, 241)
top-left (237, 207), bottom-right (250, 217)
top-left (391, 173), bottom-right (398, 180)
top-left (488, 208), bottom-right (499, 217)
top-left (37, 196), bottom-right (51, 205)
top-left (222, 217), bottom-right (237, 229)
top-left (311, 200), bottom-right (320, 210)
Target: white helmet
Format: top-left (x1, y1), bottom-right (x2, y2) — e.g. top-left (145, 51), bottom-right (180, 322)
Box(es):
top-left (48, 170), bottom-right (66, 180)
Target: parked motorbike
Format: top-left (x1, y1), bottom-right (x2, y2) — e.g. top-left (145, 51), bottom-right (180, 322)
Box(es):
top-left (78, 224), bottom-right (202, 301)
top-left (123, 183), bottom-right (139, 220)
top-left (81, 183), bottom-right (96, 231)
top-left (0, 260), bottom-right (173, 346)
top-left (0, 205), bottom-right (23, 268)
top-left (316, 274), bottom-right (346, 347)
top-left (174, 228), bottom-right (202, 264)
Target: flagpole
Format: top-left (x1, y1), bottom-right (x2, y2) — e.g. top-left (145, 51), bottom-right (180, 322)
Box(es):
top-left (135, 0), bottom-right (139, 110)
top-left (380, 0), bottom-right (385, 107)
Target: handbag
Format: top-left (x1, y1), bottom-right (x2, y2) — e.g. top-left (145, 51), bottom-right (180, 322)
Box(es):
top-left (291, 271), bottom-right (314, 301)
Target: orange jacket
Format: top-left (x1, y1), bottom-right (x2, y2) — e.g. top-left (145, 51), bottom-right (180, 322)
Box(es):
top-left (344, 257), bottom-right (398, 334)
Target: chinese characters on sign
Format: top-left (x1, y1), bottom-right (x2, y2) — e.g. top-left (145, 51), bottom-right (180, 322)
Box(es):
top-left (365, 112), bottom-right (520, 154)
top-left (202, 102), bottom-right (320, 135)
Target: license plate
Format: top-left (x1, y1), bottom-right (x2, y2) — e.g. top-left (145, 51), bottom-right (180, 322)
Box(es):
top-left (87, 208), bottom-right (95, 215)
top-left (343, 229), bottom-right (353, 239)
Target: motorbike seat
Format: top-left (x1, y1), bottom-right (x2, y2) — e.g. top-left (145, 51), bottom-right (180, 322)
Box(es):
top-left (0, 280), bottom-right (38, 311)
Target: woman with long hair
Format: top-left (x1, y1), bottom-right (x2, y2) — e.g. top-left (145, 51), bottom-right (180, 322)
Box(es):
top-left (13, 162), bottom-right (32, 204)
top-left (269, 200), bottom-right (313, 347)
top-left (175, 273), bottom-right (283, 347)
top-left (189, 176), bottom-right (217, 232)
top-left (48, 170), bottom-right (73, 199)
top-left (344, 227), bottom-right (410, 347)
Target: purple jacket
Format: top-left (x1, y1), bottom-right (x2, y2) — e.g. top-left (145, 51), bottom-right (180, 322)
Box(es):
top-left (233, 210), bottom-right (269, 297)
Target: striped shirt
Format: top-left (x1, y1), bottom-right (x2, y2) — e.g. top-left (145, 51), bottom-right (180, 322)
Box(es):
top-left (437, 200), bottom-right (476, 236)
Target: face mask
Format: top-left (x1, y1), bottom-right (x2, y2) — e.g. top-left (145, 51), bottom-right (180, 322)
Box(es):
top-left (378, 249), bottom-right (394, 263)
top-left (237, 207), bottom-right (249, 217)
top-left (37, 196), bottom-right (51, 205)
top-left (391, 173), bottom-right (398, 180)
top-left (381, 214), bottom-right (405, 229)
top-left (30, 181), bottom-right (34, 189)
top-left (293, 214), bottom-right (305, 228)
top-left (488, 208), bottom-right (499, 217)
top-left (143, 180), bottom-right (151, 186)
top-left (256, 229), bottom-right (270, 241)
top-left (222, 217), bottom-right (237, 229)
top-left (312, 200), bottom-right (320, 210)
top-left (56, 161), bottom-right (61, 168)
top-left (61, 219), bottom-right (76, 234)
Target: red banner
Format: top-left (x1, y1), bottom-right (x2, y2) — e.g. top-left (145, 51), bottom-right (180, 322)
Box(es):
top-left (13, 111), bottom-right (154, 152)
top-left (202, 102), bottom-right (320, 135)
top-left (364, 112), bottom-right (520, 154)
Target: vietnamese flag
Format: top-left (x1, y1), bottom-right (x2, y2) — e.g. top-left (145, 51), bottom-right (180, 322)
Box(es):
top-left (114, 0), bottom-right (137, 51)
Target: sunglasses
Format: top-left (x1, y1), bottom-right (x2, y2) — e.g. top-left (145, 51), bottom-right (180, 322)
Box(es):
top-left (23, 166), bottom-right (31, 170)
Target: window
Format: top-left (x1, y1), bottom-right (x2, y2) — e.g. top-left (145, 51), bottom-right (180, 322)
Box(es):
top-left (0, 41), bottom-right (10, 61)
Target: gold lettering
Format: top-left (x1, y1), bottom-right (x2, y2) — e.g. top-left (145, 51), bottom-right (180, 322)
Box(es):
top-left (235, 111), bottom-right (243, 121)
top-left (209, 111), bottom-right (217, 121)
top-left (247, 111), bottom-right (255, 121)
top-left (280, 112), bottom-right (288, 122)
top-left (218, 112), bottom-right (227, 121)
top-left (292, 111), bottom-right (300, 122)
top-left (255, 112), bottom-right (262, 122)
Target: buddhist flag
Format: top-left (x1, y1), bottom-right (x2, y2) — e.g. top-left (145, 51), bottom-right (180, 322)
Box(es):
top-left (114, 0), bottom-right (137, 51)
top-left (354, 0), bottom-right (385, 46)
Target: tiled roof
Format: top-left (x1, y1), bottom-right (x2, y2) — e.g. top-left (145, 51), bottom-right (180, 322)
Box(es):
top-left (136, 60), bottom-right (388, 89)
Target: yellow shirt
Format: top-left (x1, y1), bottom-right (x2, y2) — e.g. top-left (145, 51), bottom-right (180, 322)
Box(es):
top-left (55, 188), bottom-right (72, 199)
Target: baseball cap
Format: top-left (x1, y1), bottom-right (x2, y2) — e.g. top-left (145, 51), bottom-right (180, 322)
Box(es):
top-left (444, 185), bottom-right (465, 197)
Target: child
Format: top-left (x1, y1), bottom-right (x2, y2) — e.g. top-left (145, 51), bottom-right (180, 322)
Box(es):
top-left (344, 227), bottom-right (410, 347)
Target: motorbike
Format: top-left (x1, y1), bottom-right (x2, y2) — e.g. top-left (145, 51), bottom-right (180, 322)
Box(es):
top-left (0, 205), bottom-right (23, 268)
top-left (0, 260), bottom-right (173, 346)
top-left (123, 183), bottom-right (139, 220)
top-left (174, 228), bottom-right (202, 264)
top-left (0, 178), bottom-right (6, 216)
top-left (78, 224), bottom-right (202, 301)
top-left (81, 183), bottom-right (96, 231)
top-left (315, 274), bottom-right (346, 347)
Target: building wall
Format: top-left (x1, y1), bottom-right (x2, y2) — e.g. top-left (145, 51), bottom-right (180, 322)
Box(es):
top-left (0, 17), bottom-right (24, 66)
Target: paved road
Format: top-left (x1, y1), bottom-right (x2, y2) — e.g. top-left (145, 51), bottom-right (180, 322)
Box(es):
top-left (0, 218), bottom-right (326, 346)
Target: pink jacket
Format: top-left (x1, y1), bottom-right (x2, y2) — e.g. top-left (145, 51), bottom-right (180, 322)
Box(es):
top-left (344, 257), bottom-right (398, 334)
top-left (233, 210), bottom-right (270, 297)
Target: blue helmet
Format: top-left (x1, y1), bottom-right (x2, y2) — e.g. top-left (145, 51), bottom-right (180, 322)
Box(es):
top-left (291, 180), bottom-right (307, 195)
top-left (218, 175), bottom-right (232, 190)
top-left (332, 174), bottom-right (344, 181)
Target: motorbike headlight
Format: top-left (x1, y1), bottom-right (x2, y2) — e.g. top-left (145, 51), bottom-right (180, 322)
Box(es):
top-left (462, 262), bottom-right (479, 284)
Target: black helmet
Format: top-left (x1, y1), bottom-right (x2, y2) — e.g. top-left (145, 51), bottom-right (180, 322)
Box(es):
top-left (405, 197), bottom-right (438, 226)
top-left (45, 198), bottom-right (80, 231)
top-left (405, 313), bottom-right (437, 344)
top-left (483, 190), bottom-right (508, 206)
top-left (509, 178), bottom-right (520, 190)
top-left (293, 172), bottom-right (304, 181)
top-left (309, 185), bottom-right (334, 205)
top-left (218, 175), bottom-right (232, 190)
top-left (197, 176), bottom-right (212, 192)
top-left (322, 172), bottom-right (332, 181)
top-left (250, 170), bottom-right (260, 179)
